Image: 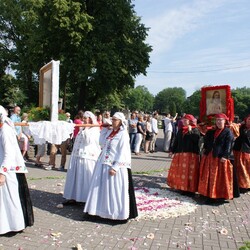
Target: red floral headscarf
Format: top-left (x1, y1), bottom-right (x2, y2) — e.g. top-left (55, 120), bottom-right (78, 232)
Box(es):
top-left (183, 114), bottom-right (196, 125)
top-left (182, 114), bottom-right (196, 135)
top-left (215, 113), bottom-right (228, 120)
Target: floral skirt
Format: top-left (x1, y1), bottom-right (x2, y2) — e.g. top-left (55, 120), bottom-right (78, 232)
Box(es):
top-left (198, 153), bottom-right (233, 199)
top-left (233, 151), bottom-right (250, 189)
top-left (167, 152), bottom-right (200, 192)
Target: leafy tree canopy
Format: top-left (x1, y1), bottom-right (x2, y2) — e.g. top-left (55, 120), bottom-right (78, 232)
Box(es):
top-left (154, 87), bottom-right (186, 114)
top-left (0, 74), bottom-right (27, 107)
top-left (232, 87), bottom-right (250, 119)
top-left (124, 85), bottom-right (154, 113)
top-left (182, 90), bottom-right (201, 118)
top-left (0, 0), bottom-right (152, 112)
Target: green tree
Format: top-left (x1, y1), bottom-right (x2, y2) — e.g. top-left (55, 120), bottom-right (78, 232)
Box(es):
top-left (74, 0), bottom-right (152, 110)
top-left (0, 0), bottom-right (46, 104)
top-left (169, 102), bottom-right (176, 115)
top-left (0, 74), bottom-right (27, 107)
top-left (124, 85), bottom-right (154, 112)
top-left (154, 87), bottom-right (186, 114)
top-left (95, 90), bottom-right (127, 112)
top-left (182, 90), bottom-right (201, 118)
top-left (232, 87), bottom-right (250, 120)
top-left (36, 0), bottom-right (92, 110)
top-left (0, 0), bottom-right (152, 111)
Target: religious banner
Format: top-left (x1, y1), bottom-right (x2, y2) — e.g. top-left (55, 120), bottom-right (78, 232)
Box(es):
top-left (39, 60), bottom-right (60, 122)
top-left (200, 85), bottom-right (234, 124)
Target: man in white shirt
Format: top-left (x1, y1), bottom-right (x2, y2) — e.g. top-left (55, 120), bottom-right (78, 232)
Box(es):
top-left (150, 112), bottom-right (159, 153)
top-left (163, 113), bottom-right (178, 152)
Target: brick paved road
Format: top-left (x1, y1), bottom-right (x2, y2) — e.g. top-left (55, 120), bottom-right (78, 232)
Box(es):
top-left (0, 130), bottom-right (249, 250)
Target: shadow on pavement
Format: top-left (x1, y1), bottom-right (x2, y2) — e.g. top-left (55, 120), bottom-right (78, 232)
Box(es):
top-left (133, 174), bottom-right (166, 189)
top-left (29, 189), bottom-right (84, 221)
top-left (132, 154), bottom-right (171, 161)
top-left (28, 175), bottom-right (168, 222)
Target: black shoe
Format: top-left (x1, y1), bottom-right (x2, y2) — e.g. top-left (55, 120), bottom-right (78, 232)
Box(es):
top-left (205, 198), bottom-right (229, 205)
top-left (239, 188), bottom-right (249, 194)
top-left (179, 191), bottom-right (195, 197)
top-left (205, 198), bottom-right (217, 204)
top-left (62, 199), bottom-right (77, 205)
top-left (35, 163), bottom-right (43, 168)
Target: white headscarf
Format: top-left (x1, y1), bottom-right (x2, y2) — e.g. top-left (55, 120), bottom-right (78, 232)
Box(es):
top-left (83, 111), bottom-right (98, 125)
top-left (0, 105), bottom-right (14, 128)
top-left (113, 112), bottom-right (127, 130)
top-left (0, 105), bottom-right (7, 122)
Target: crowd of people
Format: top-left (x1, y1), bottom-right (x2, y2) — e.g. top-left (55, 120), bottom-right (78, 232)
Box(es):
top-left (0, 104), bottom-right (249, 235)
top-left (127, 111), bottom-right (160, 155)
top-left (167, 112), bottom-right (250, 204)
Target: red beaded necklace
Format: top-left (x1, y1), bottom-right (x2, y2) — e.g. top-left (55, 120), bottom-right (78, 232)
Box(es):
top-left (107, 128), bottom-right (120, 139)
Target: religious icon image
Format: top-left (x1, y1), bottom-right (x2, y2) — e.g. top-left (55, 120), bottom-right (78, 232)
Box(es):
top-left (206, 90), bottom-right (223, 115)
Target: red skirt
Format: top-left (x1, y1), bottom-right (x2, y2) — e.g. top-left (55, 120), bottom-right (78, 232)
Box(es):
top-left (233, 151), bottom-right (250, 189)
top-left (198, 152), bottom-right (233, 199)
top-left (167, 152), bottom-right (200, 192)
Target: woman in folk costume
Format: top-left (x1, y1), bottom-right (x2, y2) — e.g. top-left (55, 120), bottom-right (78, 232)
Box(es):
top-left (167, 114), bottom-right (201, 194)
top-left (233, 114), bottom-right (250, 192)
top-left (0, 105), bottom-right (34, 235)
top-left (198, 113), bottom-right (234, 201)
top-left (63, 111), bottom-right (101, 204)
top-left (84, 112), bottom-right (138, 221)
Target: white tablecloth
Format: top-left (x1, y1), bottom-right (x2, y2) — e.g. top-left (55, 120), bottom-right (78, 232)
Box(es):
top-left (28, 121), bottom-right (74, 145)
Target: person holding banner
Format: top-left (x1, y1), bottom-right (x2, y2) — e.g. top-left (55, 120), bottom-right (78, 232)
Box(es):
top-left (63, 111), bottom-right (101, 204)
top-left (198, 113), bottom-right (234, 202)
top-left (84, 112), bottom-right (138, 222)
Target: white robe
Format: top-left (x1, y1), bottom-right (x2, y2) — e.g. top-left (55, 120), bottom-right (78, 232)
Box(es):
top-left (84, 127), bottom-right (131, 220)
top-left (0, 123), bottom-right (26, 234)
top-left (63, 127), bottom-right (101, 202)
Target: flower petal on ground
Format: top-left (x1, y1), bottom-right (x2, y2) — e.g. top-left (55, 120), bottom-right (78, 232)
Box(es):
top-left (135, 187), bottom-right (197, 220)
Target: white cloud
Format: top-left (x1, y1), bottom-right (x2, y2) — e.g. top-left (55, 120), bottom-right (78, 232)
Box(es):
top-left (144, 0), bottom-right (227, 56)
top-left (134, 0), bottom-right (250, 96)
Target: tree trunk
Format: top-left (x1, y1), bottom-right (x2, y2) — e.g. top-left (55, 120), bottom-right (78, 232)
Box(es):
top-left (26, 70), bottom-right (38, 105)
top-left (78, 82), bottom-right (87, 110)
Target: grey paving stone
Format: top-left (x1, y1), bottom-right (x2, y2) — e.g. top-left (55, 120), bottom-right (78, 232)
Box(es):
top-left (1, 130), bottom-right (249, 250)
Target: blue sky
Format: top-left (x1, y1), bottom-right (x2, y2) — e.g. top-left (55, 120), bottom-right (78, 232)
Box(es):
top-left (133, 0), bottom-right (250, 97)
